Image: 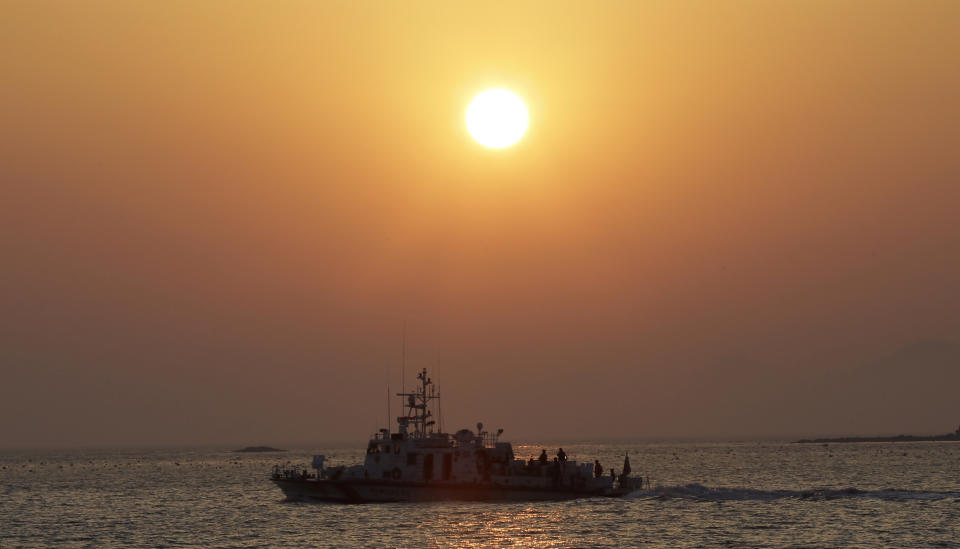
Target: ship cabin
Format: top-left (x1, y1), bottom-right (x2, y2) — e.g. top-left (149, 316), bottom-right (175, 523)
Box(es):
top-left (360, 425), bottom-right (516, 484)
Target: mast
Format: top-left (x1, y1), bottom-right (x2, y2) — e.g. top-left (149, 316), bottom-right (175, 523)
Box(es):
top-left (436, 350), bottom-right (442, 434)
top-left (396, 368), bottom-right (439, 439)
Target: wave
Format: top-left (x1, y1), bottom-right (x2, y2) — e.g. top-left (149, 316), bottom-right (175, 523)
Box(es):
top-left (625, 483), bottom-right (960, 502)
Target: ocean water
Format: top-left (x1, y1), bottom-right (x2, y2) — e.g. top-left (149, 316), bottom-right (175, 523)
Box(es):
top-left (2, 441), bottom-right (958, 548)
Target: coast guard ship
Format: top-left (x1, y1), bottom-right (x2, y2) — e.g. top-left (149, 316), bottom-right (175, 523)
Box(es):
top-left (272, 368), bottom-right (644, 503)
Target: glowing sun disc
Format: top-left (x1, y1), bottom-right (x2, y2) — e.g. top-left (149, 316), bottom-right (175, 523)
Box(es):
top-left (466, 89), bottom-right (529, 149)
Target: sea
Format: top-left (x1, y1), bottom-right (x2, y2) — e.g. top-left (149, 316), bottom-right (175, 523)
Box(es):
top-left (2, 441), bottom-right (958, 548)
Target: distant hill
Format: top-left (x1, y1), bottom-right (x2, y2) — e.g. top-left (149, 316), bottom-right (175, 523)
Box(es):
top-left (797, 429), bottom-right (960, 444)
top-left (796, 340), bottom-right (960, 437)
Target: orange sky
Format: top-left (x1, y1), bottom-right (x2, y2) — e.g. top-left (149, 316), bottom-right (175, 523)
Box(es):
top-left (2, 1), bottom-right (959, 448)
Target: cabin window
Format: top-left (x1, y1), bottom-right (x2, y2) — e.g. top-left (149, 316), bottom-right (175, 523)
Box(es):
top-left (366, 442), bottom-right (381, 454)
top-left (423, 454), bottom-right (434, 481)
top-left (407, 452), bottom-right (418, 466)
top-left (442, 454), bottom-right (452, 480)
top-left (384, 445), bottom-right (390, 453)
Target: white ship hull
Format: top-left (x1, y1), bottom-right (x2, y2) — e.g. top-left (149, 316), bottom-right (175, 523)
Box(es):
top-left (273, 478), bottom-right (635, 503)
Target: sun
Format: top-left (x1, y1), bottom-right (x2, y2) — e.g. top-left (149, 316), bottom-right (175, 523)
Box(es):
top-left (466, 89), bottom-right (529, 149)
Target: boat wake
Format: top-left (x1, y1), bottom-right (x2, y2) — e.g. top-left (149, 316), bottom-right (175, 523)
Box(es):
top-left (626, 483), bottom-right (960, 502)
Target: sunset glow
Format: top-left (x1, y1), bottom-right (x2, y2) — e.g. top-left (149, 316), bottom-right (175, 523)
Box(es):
top-left (466, 89), bottom-right (529, 148)
top-left (1, 0), bottom-right (958, 450)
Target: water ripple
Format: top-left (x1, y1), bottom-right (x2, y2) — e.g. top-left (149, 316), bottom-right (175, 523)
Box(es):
top-left (2, 442), bottom-right (959, 547)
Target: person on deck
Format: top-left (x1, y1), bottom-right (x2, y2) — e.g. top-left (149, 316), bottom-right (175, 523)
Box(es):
top-left (594, 460), bottom-right (603, 479)
top-left (538, 449), bottom-right (548, 465)
top-left (557, 448), bottom-right (567, 463)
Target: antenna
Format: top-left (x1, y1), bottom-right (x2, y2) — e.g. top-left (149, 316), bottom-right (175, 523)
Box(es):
top-left (401, 321), bottom-right (406, 399)
top-left (436, 349), bottom-right (442, 434)
top-left (385, 346), bottom-right (391, 435)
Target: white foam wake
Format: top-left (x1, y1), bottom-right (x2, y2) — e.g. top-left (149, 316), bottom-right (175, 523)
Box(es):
top-left (624, 483), bottom-right (960, 502)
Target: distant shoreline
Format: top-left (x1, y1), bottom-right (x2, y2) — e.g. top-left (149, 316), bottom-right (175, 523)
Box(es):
top-left (796, 432), bottom-right (959, 444)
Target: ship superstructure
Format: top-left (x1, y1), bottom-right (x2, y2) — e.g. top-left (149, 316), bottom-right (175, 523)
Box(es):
top-left (272, 368), bottom-right (642, 502)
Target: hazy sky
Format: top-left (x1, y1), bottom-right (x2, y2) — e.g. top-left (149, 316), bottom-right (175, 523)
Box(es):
top-left (2, 1), bottom-right (958, 448)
